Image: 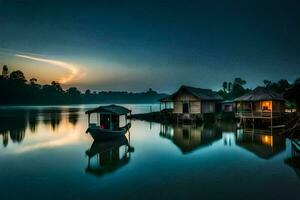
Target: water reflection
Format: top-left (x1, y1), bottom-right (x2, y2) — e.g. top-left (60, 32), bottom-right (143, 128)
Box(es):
top-left (0, 113), bottom-right (27, 145)
top-left (85, 135), bottom-right (133, 177)
top-left (159, 122), bottom-right (289, 160)
top-left (236, 128), bottom-right (286, 159)
top-left (28, 109), bottom-right (39, 132)
top-left (42, 108), bottom-right (63, 131)
top-left (0, 106), bottom-right (300, 198)
top-left (68, 108), bottom-right (79, 125)
top-left (160, 123), bottom-right (222, 154)
top-left (285, 137), bottom-right (300, 178)
top-left (0, 107), bottom-right (80, 147)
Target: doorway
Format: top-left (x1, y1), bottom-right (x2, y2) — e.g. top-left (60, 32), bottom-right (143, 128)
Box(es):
top-left (183, 102), bottom-right (189, 113)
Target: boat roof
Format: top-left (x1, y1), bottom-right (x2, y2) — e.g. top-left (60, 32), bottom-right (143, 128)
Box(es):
top-left (234, 87), bottom-right (285, 102)
top-left (85, 105), bottom-right (131, 115)
top-left (160, 85), bottom-right (223, 102)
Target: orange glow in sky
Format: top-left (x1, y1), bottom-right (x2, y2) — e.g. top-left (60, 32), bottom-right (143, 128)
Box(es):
top-left (15, 54), bottom-right (82, 84)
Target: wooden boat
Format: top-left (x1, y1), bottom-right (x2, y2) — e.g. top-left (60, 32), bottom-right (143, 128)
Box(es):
top-left (87, 123), bottom-right (131, 140)
top-left (85, 105), bottom-right (132, 141)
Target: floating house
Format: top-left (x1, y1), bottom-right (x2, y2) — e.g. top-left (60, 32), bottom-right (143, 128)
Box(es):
top-left (159, 85), bottom-right (223, 122)
top-left (234, 87), bottom-right (285, 120)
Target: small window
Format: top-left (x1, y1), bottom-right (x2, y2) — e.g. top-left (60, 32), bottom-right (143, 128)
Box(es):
top-left (224, 105), bottom-right (232, 112)
top-left (262, 101), bottom-right (272, 111)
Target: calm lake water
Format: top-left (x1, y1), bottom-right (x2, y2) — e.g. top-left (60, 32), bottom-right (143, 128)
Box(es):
top-left (0, 104), bottom-right (299, 200)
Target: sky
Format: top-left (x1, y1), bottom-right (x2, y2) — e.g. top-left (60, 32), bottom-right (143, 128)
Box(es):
top-left (0, 0), bottom-right (300, 92)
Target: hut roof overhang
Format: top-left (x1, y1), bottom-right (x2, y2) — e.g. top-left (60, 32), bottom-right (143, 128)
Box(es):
top-left (85, 105), bottom-right (131, 115)
top-left (159, 85), bottom-right (223, 102)
top-left (234, 87), bottom-right (285, 102)
top-left (237, 143), bottom-right (284, 159)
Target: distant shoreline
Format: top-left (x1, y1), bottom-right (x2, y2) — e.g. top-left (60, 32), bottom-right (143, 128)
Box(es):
top-left (0, 102), bottom-right (161, 107)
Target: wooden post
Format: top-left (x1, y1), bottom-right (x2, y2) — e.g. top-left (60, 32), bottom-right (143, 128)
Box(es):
top-left (250, 102), bottom-right (254, 127)
top-left (129, 112), bottom-right (132, 123)
top-left (271, 101), bottom-right (273, 128)
top-left (99, 113), bottom-right (101, 127)
top-left (97, 113), bottom-right (99, 126)
top-left (109, 114), bottom-right (112, 130)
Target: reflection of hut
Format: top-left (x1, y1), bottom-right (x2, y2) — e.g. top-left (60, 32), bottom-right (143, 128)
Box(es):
top-left (86, 136), bottom-right (132, 177)
top-left (159, 85), bottom-right (223, 123)
top-left (160, 124), bottom-right (222, 154)
top-left (236, 129), bottom-right (286, 159)
top-left (235, 87), bottom-right (285, 119)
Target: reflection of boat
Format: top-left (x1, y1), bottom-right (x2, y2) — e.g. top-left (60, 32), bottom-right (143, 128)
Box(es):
top-left (85, 105), bottom-right (132, 140)
top-left (236, 128), bottom-right (286, 159)
top-left (85, 136), bottom-right (133, 177)
top-left (160, 124), bottom-right (222, 154)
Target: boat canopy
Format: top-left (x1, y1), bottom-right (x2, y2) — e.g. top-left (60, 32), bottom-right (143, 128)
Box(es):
top-left (85, 105), bottom-right (131, 115)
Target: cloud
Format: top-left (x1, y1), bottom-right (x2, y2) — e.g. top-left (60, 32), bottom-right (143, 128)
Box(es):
top-left (15, 54), bottom-right (81, 84)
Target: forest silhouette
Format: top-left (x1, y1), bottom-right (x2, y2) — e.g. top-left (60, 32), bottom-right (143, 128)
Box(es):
top-left (0, 65), bottom-right (167, 105)
top-left (0, 65), bottom-right (299, 108)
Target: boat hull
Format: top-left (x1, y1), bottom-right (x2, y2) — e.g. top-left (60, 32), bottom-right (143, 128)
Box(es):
top-left (87, 124), bottom-right (131, 141)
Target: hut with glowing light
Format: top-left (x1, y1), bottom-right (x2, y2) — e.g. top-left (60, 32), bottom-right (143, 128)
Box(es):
top-left (234, 87), bottom-right (285, 120)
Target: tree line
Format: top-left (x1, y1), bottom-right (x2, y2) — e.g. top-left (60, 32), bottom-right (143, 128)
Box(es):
top-left (0, 65), bottom-right (167, 105)
top-left (0, 65), bottom-right (299, 108)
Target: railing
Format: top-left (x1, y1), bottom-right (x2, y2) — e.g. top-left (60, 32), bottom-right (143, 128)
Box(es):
top-left (235, 111), bottom-right (282, 118)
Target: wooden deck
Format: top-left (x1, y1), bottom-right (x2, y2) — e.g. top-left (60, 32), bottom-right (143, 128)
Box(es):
top-left (235, 111), bottom-right (282, 119)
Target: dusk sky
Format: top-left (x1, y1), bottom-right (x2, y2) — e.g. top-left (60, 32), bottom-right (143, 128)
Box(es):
top-left (0, 0), bottom-right (299, 92)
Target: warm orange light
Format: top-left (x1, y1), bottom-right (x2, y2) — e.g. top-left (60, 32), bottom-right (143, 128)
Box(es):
top-left (15, 54), bottom-right (81, 84)
top-left (262, 135), bottom-right (273, 146)
top-left (262, 101), bottom-right (272, 111)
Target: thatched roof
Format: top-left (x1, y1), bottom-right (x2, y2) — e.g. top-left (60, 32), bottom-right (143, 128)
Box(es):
top-left (160, 85), bottom-right (223, 102)
top-left (234, 87), bottom-right (285, 102)
top-left (85, 105), bottom-right (131, 115)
